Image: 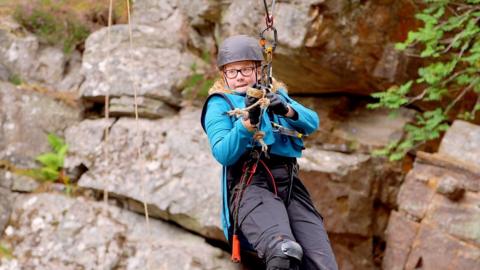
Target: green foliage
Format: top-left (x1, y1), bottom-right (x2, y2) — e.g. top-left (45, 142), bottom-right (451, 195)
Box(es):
top-left (183, 52), bottom-right (216, 100)
top-left (369, 0), bottom-right (480, 161)
top-left (13, 1), bottom-right (90, 54)
top-left (24, 133), bottom-right (72, 194)
top-left (367, 81), bottom-right (412, 109)
top-left (0, 243), bottom-right (12, 259)
top-left (34, 133), bottom-right (68, 181)
top-left (12, 0), bottom-right (130, 54)
top-left (8, 74), bottom-right (22, 86)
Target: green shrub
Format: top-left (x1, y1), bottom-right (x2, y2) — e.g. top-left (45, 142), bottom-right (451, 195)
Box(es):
top-left (368, 0), bottom-right (480, 161)
top-left (183, 51), bottom-right (217, 100)
top-left (14, 2), bottom-right (87, 53)
top-left (13, 0), bottom-right (130, 54)
top-left (34, 133), bottom-right (69, 181)
top-left (0, 243), bottom-right (12, 259)
top-left (8, 74), bottom-right (22, 85)
top-left (23, 133), bottom-right (73, 194)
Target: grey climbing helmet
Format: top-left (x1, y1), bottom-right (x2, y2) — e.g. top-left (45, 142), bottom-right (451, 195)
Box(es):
top-left (217, 35), bottom-right (264, 69)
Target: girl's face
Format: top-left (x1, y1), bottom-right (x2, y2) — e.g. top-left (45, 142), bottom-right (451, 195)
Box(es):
top-left (223, 60), bottom-right (261, 93)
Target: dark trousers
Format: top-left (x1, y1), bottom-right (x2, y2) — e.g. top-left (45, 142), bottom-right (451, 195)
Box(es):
top-left (229, 160), bottom-right (338, 270)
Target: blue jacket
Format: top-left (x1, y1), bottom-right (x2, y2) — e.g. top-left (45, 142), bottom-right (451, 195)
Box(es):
top-left (201, 88), bottom-right (320, 240)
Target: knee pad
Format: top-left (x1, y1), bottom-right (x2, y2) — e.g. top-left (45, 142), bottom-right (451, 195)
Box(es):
top-left (266, 240), bottom-right (303, 270)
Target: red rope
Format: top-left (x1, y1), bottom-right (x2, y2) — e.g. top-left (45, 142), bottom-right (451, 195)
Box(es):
top-left (259, 160), bottom-right (277, 196)
top-left (245, 163), bottom-right (257, 186)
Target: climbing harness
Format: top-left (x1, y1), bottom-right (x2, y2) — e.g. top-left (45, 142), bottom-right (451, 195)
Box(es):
top-left (271, 122), bottom-right (306, 139)
top-left (228, 0), bottom-right (281, 263)
top-left (230, 150), bottom-right (279, 263)
top-left (230, 150), bottom-right (260, 262)
top-left (200, 0), bottom-right (305, 264)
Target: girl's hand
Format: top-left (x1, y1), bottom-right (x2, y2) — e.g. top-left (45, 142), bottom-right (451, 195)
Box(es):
top-left (266, 92), bottom-right (289, 116)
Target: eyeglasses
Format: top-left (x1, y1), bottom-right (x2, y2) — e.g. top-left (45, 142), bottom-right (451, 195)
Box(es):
top-left (223, 66), bottom-right (256, 79)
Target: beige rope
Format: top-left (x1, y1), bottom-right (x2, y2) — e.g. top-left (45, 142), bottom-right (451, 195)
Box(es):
top-left (125, 0), bottom-right (153, 269)
top-left (225, 87), bottom-right (270, 153)
top-left (101, 1), bottom-right (114, 269)
top-left (103, 0), bottom-right (113, 208)
top-left (226, 87), bottom-right (270, 117)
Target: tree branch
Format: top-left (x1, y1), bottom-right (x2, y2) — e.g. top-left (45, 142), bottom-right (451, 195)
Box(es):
top-left (445, 78), bottom-right (478, 114)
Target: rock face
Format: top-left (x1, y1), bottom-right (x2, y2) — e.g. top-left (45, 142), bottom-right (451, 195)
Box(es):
top-left (3, 0), bottom-right (479, 269)
top-left (65, 108), bottom-right (224, 240)
top-left (438, 121), bottom-right (480, 168)
top-left (298, 96), bottom-right (416, 153)
top-left (300, 149), bottom-right (373, 237)
top-left (219, 0), bottom-right (418, 95)
top-left (0, 81), bottom-right (82, 162)
top-left (0, 193), bottom-right (237, 270)
top-left (383, 120), bottom-right (480, 270)
top-left (0, 188), bottom-right (14, 234)
top-left (0, 81), bottom-right (82, 190)
top-left (80, 29), bottom-right (197, 105)
top-left (0, 17), bottom-right (83, 92)
top-left (298, 146), bottom-right (404, 269)
top-left (80, 0), bottom-right (207, 117)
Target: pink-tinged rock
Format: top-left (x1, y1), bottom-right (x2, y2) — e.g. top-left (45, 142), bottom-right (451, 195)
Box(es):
top-left (439, 120), bottom-right (480, 168)
top-left (219, 0), bottom-right (419, 95)
top-left (298, 148), bottom-right (374, 236)
top-left (329, 235), bottom-right (375, 270)
top-left (414, 161), bottom-right (480, 193)
top-left (404, 224), bottom-right (480, 270)
top-left (385, 144), bottom-right (480, 269)
top-left (382, 211), bottom-right (420, 270)
top-left (425, 192), bottom-right (480, 246)
top-left (396, 167), bottom-right (436, 220)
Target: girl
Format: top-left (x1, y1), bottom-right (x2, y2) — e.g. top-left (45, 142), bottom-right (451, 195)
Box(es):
top-left (201, 35), bottom-right (338, 270)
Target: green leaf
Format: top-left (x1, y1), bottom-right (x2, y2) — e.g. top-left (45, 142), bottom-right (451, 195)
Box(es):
top-left (58, 144), bottom-right (68, 156)
top-left (0, 244), bottom-right (12, 259)
top-left (366, 103), bottom-right (381, 109)
top-left (395, 42), bottom-right (408, 51)
top-left (432, 6), bottom-right (445, 19)
top-left (389, 151), bottom-right (406, 161)
top-left (416, 13), bottom-right (437, 25)
top-left (47, 133), bottom-right (65, 153)
top-left (201, 50), bottom-right (211, 62)
top-left (459, 111), bottom-right (473, 120)
top-left (40, 167), bottom-right (59, 181)
top-left (444, 10), bottom-right (472, 31)
top-left (455, 74), bottom-right (473, 85)
top-left (57, 144), bottom-right (68, 167)
top-left (366, 1), bottom-right (478, 161)
top-left (425, 87), bottom-right (448, 101)
top-left (36, 153), bottom-right (61, 169)
top-left (474, 81), bottom-right (480, 93)
top-left (200, 79), bottom-right (214, 97)
top-left (398, 81), bottom-right (413, 95)
top-left (190, 62), bottom-right (197, 72)
top-left (371, 148), bottom-right (389, 157)
top-left (397, 140), bottom-right (414, 151)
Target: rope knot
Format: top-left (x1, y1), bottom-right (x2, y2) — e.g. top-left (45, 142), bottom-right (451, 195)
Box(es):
top-left (253, 131), bottom-right (268, 153)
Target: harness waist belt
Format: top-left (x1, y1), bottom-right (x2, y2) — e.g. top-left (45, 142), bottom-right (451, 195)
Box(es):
top-left (261, 154), bottom-right (296, 167)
